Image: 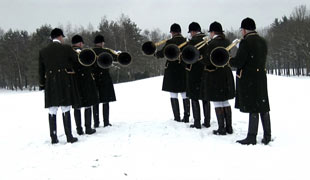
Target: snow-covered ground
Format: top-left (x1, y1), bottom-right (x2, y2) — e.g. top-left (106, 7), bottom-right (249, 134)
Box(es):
top-left (0, 74), bottom-right (309, 180)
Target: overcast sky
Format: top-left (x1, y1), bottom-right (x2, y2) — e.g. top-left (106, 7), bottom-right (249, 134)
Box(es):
top-left (1, 0), bottom-right (310, 34)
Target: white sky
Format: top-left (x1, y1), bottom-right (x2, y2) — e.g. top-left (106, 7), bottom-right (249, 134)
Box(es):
top-left (1, 0), bottom-right (310, 33)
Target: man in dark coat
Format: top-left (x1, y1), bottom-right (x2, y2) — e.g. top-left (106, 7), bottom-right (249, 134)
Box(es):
top-left (39, 28), bottom-right (79, 144)
top-left (200, 21), bottom-right (235, 135)
top-left (230, 17), bottom-right (272, 145)
top-left (155, 23), bottom-right (190, 123)
top-left (92, 34), bottom-right (116, 128)
top-left (185, 22), bottom-right (211, 129)
top-left (71, 35), bottom-right (97, 135)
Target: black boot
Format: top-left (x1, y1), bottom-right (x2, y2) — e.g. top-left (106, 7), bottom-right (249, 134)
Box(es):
top-left (213, 107), bottom-right (226, 135)
top-left (190, 100), bottom-right (201, 129)
top-left (93, 104), bottom-right (100, 128)
top-left (48, 114), bottom-right (59, 144)
top-left (182, 98), bottom-right (190, 123)
top-left (170, 98), bottom-right (181, 122)
top-left (236, 113), bottom-right (259, 145)
top-left (202, 100), bottom-right (211, 128)
top-left (85, 108), bottom-right (96, 134)
top-left (260, 112), bottom-right (271, 145)
top-left (223, 106), bottom-right (233, 134)
top-left (103, 103), bottom-right (112, 127)
top-left (62, 112), bottom-right (78, 143)
top-left (74, 109), bottom-right (84, 135)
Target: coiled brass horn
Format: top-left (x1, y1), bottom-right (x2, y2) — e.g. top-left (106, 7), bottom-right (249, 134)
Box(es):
top-left (142, 39), bottom-right (168, 55)
top-left (77, 48), bottom-right (97, 66)
top-left (97, 48), bottom-right (132, 69)
top-left (210, 39), bottom-right (241, 67)
top-left (181, 37), bottom-right (210, 64)
top-left (163, 41), bottom-right (188, 61)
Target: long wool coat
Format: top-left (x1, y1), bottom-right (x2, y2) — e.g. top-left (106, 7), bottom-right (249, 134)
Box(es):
top-left (39, 42), bottom-right (80, 108)
top-left (92, 47), bottom-right (116, 103)
top-left (156, 34), bottom-right (187, 93)
top-left (72, 46), bottom-right (99, 108)
top-left (230, 32), bottom-right (270, 113)
top-left (184, 33), bottom-right (206, 100)
top-left (200, 35), bottom-right (235, 101)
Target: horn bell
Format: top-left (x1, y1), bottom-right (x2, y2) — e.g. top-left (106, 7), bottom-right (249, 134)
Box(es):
top-left (78, 48), bottom-right (96, 66)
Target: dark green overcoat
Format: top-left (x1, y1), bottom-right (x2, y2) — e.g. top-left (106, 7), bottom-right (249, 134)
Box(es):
top-left (200, 35), bottom-right (235, 101)
top-left (230, 32), bottom-right (270, 113)
top-left (156, 34), bottom-right (187, 93)
top-left (92, 47), bottom-right (116, 103)
top-left (39, 42), bottom-right (80, 108)
top-left (72, 46), bottom-right (99, 108)
top-left (184, 33), bottom-right (206, 100)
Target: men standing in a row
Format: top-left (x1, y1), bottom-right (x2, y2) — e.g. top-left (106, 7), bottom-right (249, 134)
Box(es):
top-left (155, 23), bottom-right (190, 122)
top-left (200, 22), bottom-right (235, 135)
top-left (186, 22), bottom-right (211, 129)
top-left (71, 35), bottom-right (97, 135)
top-left (92, 35), bottom-right (116, 128)
top-left (230, 17), bottom-right (272, 145)
top-left (39, 28), bottom-right (79, 144)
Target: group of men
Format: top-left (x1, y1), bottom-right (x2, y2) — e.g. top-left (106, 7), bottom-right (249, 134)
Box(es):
top-left (39, 29), bottom-right (115, 144)
top-left (39, 17), bottom-right (272, 146)
top-left (156, 17), bottom-right (272, 145)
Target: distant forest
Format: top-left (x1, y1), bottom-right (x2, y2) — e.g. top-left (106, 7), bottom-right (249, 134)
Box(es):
top-left (0, 5), bottom-right (309, 90)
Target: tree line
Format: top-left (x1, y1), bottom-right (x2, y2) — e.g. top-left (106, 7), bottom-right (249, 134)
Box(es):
top-left (0, 6), bottom-right (309, 90)
top-left (0, 15), bottom-right (167, 90)
top-left (265, 5), bottom-right (310, 76)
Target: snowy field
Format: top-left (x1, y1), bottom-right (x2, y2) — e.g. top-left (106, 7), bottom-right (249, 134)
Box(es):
top-left (0, 74), bottom-right (310, 180)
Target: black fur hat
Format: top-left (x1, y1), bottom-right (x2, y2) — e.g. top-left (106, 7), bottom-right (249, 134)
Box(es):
top-left (208, 21), bottom-right (224, 32)
top-left (188, 22), bottom-right (201, 33)
top-left (94, 34), bottom-right (105, 44)
top-left (71, 35), bottom-right (84, 44)
top-left (50, 28), bottom-right (65, 39)
top-left (241, 17), bottom-right (256, 30)
top-left (170, 23), bottom-right (181, 33)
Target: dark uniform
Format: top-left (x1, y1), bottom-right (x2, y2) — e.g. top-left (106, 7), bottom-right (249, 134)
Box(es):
top-left (230, 17), bottom-right (271, 145)
top-left (155, 23), bottom-right (190, 123)
top-left (200, 22), bottom-right (235, 135)
top-left (185, 22), bottom-right (211, 129)
top-left (39, 28), bottom-right (78, 144)
top-left (71, 35), bottom-right (98, 135)
top-left (92, 35), bottom-right (116, 127)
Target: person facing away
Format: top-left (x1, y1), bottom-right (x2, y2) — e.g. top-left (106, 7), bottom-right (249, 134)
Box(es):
top-left (185, 22), bottom-right (211, 129)
top-left (71, 35), bottom-right (98, 135)
top-left (39, 28), bottom-right (79, 144)
top-left (230, 17), bottom-right (272, 145)
top-left (91, 34), bottom-right (116, 128)
top-left (200, 21), bottom-right (235, 135)
top-left (155, 23), bottom-right (190, 123)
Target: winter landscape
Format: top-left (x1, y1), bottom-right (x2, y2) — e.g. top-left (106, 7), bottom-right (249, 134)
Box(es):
top-left (0, 74), bottom-right (310, 180)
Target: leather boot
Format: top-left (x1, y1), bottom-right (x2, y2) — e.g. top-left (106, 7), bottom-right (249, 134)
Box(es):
top-left (182, 98), bottom-right (190, 123)
top-left (103, 103), bottom-right (112, 127)
top-left (223, 106), bottom-right (233, 134)
top-left (190, 100), bottom-right (201, 129)
top-left (62, 111), bottom-right (78, 143)
top-left (85, 108), bottom-right (96, 134)
top-left (48, 114), bottom-right (59, 144)
top-left (74, 109), bottom-right (84, 135)
top-left (93, 104), bottom-right (100, 128)
top-left (170, 98), bottom-right (181, 122)
top-left (202, 100), bottom-right (211, 128)
top-left (236, 113), bottom-right (259, 145)
top-left (213, 107), bottom-right (226, 135)
top-left (260, 112), bottom-right (271, 145)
